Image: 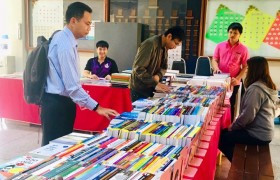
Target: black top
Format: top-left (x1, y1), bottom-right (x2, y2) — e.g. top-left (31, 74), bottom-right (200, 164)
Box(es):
top-left (84, 57), bottom-right (119, 78)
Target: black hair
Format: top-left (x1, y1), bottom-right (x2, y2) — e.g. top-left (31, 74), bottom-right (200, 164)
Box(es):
top-left (66, 2), bottom-right (92, 24)
top-left (164, 26), bottom-right (185, 41)
top-left (227, 22), bottom-right (243, 34)
top-left (96, 40), bottom-right (109, 49)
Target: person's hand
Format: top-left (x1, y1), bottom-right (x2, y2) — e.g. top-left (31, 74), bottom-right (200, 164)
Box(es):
top-left (89, 74), bottom-right (99, 80)
top-left (153, 75), bottom-right (160, 83)
top-left (96, 106), bottom-right (120, 120)
top-left (213, 68), bottom-right (221, 74)
top-left (105, 75), bottom-right (111, 80)
top-left (231, 77), bottom-right (240, 86)
top-left (155, 83), bottom-right (171, 93)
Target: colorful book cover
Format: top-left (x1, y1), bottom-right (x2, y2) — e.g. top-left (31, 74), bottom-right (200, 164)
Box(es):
top-left (0, 156), bottom-right (45, 179)
top-left (29, 143), bottom-right (72, 158)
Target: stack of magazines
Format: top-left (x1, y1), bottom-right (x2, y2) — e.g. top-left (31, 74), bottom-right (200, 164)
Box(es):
top-left (111, 73), bottom-right (131, 88)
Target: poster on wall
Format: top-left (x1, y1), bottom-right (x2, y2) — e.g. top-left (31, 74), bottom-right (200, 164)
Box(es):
top-left (28, 0), bottom-right (105, 51)
top-left (240, 6), bottom-right (274, 50)
top-left (167, 45), bottom-right (182, 70)
top-left (204, 0), bottom-right (280, 59)
top-left (32, 0), bottom-right (63, 47)
top-left (205, 5), bottom-right (244, 44)
top-left (263, 12), bottom-right (280, 50)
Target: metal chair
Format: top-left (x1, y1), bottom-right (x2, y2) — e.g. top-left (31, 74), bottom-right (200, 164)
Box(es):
top-left (172, 58), bottom-right (186, 74)
top-left (195, 56), bottom-right (212, 76)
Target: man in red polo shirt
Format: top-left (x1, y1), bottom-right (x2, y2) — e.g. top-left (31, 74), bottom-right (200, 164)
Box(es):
top-left (211, 22), bottom-right (249, 122)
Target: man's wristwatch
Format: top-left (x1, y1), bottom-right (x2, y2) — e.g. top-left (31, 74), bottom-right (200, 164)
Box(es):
top-left (93, 104), bottom-right (99, 111)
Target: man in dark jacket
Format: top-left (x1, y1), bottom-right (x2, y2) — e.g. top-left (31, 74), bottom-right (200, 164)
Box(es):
top-left (129, 26), bottom-right (184, 102)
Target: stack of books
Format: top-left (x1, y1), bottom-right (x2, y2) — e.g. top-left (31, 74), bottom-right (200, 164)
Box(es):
top-left (173, 85), bottom-right (225, 98)
top-left (1, 132), bottom-right (185, 180)
top-left (121, 69), bottom-right (132, 74)
top-left (207, 73), bottom-right (231, 87)
top-left (111, 73), bottom-right (131, 87)
top-left (161, 70), bottom-right (179, 85)
top-left (107, 120), bottom-right (201, 147)
top-left (50, 132), bottom-right (93, 145)
top-left (136, 104), bottom-right (209, 124)
top-left (170, 77), bottom-right (191, 86)
top-left (29, 143), bottom-right (73, 159)
top-left (80, 78), bottom-right (111, 86)
top-left (132, 99), bottom-right (156, 108)
top-left (188, 75), bottom-right (230, 87)
top-left (0, 82), bottom-right (228, 180)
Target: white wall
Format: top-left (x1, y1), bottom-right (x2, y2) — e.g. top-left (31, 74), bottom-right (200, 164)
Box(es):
top-left (0, 0), bottom-right (26, 72)
top-left (79, 52), bottom-right (94, 72)
top-left (0, 0), bottom-right (94, 73)
top-left (268, 61), bottom-right (280, 90)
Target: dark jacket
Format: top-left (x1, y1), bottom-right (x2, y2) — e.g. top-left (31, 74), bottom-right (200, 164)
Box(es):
top-left (129, 35), bottom-right (168, 97)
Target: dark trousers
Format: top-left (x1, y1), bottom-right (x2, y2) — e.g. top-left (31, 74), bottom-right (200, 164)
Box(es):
top-left (130, 89), bottom-right (149, 102)
top-left (230, 83), bottom-right (245, 122)
top-left (219, 129), bottom-right (270, 162)
top-left (40, 93), bottom-right (76, 146)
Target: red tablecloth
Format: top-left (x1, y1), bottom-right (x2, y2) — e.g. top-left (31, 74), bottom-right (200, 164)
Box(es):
top-left (185, 107), bottom-right (230, 180)
top-left (220, 107), bottom-right (231, 129)
top-left (0, 78), bottom-right (40, 124)
top-left (193, 118), bottom-right (221, 180)
top-left (0, 78), bottom-right (132, 131)
top-left (75, 85), bottom-right (132, 131)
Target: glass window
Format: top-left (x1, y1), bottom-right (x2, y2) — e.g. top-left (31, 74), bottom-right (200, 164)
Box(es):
top-left (110, 0), bottom-right (192, 62)
top-left (110, 0), bottom-right (188, 36)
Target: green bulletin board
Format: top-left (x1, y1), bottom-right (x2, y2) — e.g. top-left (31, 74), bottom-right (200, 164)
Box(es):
top-left (205, 5), bottom-right (244, 44)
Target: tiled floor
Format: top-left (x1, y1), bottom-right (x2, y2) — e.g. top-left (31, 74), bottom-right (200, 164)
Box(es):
top-left (0, 119), bottom-right (42, 164)
top-left (215, 122), bottom-right (280, 180)
top-left (0, 118), bottom-right (280, 179)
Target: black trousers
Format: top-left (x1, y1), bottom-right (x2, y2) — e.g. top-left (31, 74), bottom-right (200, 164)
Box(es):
top-left (40, 93), bottom-right (76, 146)
top-left (230, 83), bottom-right (245, 122)
top-left (219, 129), bottom-right (270, 162)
